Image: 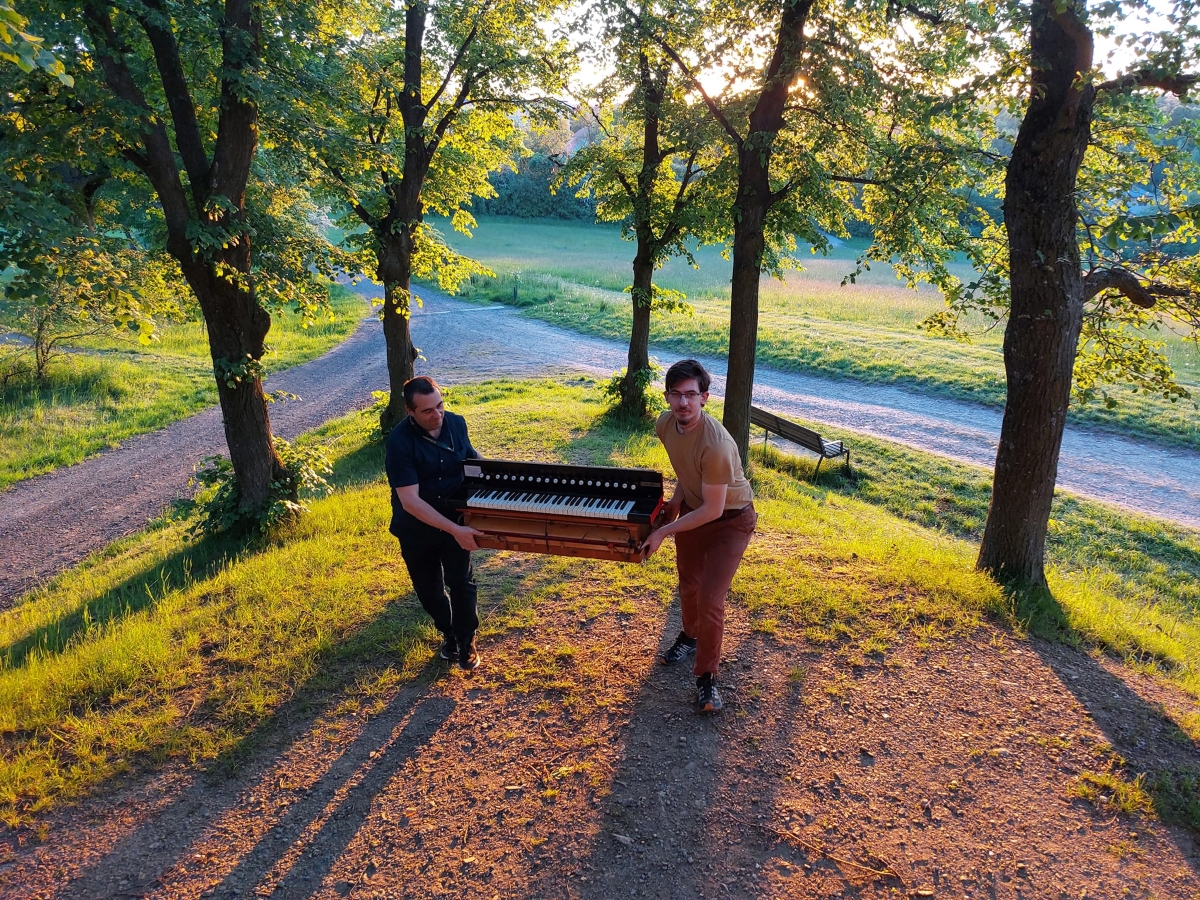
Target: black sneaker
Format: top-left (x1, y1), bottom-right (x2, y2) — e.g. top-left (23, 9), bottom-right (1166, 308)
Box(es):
top-left (661, 632), bottom-right (697, 666)
top-left (438, 634), bottom-right (458, 661)
top-left (460, 639), bottom-right (481, 671)
top-left (696, 673), bottom-right (723, 714)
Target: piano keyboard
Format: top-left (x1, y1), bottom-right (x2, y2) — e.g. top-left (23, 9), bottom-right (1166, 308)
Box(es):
top-left (449, 458), bottom-right (665, 562)
top-left (466, 489), bottom-right (636, 520)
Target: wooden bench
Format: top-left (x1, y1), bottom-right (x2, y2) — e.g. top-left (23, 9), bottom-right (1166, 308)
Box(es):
top-left (750, 405), bottom-right (850, 476)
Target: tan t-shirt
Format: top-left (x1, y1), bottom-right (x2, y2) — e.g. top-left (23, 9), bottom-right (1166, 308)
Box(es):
top-left (656, 410), bottom-right (754, 512)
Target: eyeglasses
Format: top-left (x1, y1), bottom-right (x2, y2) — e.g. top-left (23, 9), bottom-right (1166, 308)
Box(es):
top-left (664, 390), bottom-right (703, 403)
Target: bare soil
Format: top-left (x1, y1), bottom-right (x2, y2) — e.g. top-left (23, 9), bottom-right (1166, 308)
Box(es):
top-left (3, 581), bottom-right (1196, 900)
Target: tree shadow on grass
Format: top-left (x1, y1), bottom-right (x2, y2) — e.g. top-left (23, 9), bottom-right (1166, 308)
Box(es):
top-left (1014, 585), bottom-right (1200, 848)
top-left (0, 529), bottom-right (247, 668)
top-left (758, 433), bottom-right (1200, 616)
top-left (2, 432), bottom-right (389, 671)
top-left (553, 403), bottom-right (659, 467)
top-left (326, 437), bottom-right (384, 489)
top-left (63, 595), bottom-right (456, 900)
top-left (319, 424), bottom-right (385, 490)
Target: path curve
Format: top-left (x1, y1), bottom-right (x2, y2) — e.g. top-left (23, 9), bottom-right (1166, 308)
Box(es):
top-left (411, 290), bottom-right (1200, 532)
top-left (2, 285), bottom-right (1197, 607)
top-left (0, 305), bottom-right (386, 605)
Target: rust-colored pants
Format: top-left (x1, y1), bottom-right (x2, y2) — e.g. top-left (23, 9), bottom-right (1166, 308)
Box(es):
top-left (675, 502), bottom-right (756, 677)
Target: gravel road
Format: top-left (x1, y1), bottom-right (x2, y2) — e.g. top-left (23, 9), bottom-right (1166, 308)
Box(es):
top-left (2, 284), bottom-right (1197, 607)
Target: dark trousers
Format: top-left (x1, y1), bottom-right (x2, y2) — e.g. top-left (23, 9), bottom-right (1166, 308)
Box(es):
top-left (397, 523), bottom-right (479, 644)
top-left (676, 502), bottom-right (756, 677)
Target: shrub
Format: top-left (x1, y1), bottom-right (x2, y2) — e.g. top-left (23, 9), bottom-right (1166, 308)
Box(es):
top-left (188, 437), bottom-right (333, 536)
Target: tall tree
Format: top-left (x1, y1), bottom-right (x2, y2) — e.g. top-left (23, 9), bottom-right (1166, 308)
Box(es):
top-left (4, 1), bottom-right (344, 518)
top-left (646, 0), bottom-right (993, 462)
top-left (295, 0), bottom-right (569, 433)
top-left (565, 3), bottom-right (723, 417)
top-left (973, 0), bottom-right (1199, 585)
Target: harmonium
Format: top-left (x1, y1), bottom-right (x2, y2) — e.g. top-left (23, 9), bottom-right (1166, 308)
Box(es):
top-left (448, 458), bottom-right (664, 563)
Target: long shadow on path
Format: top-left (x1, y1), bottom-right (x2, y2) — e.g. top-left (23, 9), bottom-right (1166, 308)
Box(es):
top-left (563, 611), bottom-right (826, 900)
top-left (0, 304), bottom-right (384, 609)
top-left (215, 693), bottom-right (456, 899)
top-left (0, 531), bottom-right (245, 668)
top-left (50, 602), bottom-right (452, 900)
top-left (1032, 635), bottom-right (1200, 854)
top-left (568, 604), bottom-right (1200, 898)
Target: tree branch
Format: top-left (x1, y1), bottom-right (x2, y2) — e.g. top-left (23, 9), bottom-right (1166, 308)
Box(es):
top-left (121, 147), bottom-right (150, 172)
top-left (1098, 70), bottom-right (1199, 96)
top-left (769, 171), bottom-right (882, 206)
top-left (462, 96), bottom-right (572, 113)
top-left (885, 0), bottom-right (945, 25)
top-left (136, 0), bottom-right (209, 207)
top-left (619, 2), bottom-right (743, 148)
top-left (1083, 267), bottom-right (1156, 308)
top-left (615, 169), bottom-right (636, 200)
top-left (80, 2), bottom-right (192, 254)
top-left (321, 160), bottom-right (374, 226)
top-left (659, 148), bottom-right (700, 247)
top-left (829, 174), bottom-right (884, 186)
top-left (430, 71), bottom-right (475, 152)
top-left (426, 9), bottom-right (486, 112)
top-left (208, 0), bottom-right (261, 210)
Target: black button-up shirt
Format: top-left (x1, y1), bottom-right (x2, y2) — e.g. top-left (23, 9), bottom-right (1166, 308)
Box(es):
top-left (384, 411), bottom-right (478, 536)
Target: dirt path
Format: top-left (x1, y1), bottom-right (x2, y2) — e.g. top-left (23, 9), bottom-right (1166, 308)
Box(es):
top-left (3, 284), bottom-right (1197, 607)
top-left (0, 306), bottom-right (387, 605)
top-left (2, 573), bottom-right (1197, 899)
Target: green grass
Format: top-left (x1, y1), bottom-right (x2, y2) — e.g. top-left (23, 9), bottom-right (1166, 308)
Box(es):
top-left (753, 428), bottom-right (1200, 695)
top-left (1068, 769), bottom-right (1154, 817)
top-left (0, 284), bottom-right (367, 489)
top-left (1, 378), bottom-right (1196, 831)
top-left (428, 216), bottom-right (1200, 449)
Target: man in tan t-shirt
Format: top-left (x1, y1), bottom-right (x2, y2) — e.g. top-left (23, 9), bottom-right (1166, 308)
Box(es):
top-left (641, 359), bottom-right (756, 714)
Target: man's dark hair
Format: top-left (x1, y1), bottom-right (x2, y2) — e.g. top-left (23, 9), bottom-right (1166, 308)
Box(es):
top-left (403, 375), bottom-right (441, 410)
top-left (664, 359), bottom-right (711, 393)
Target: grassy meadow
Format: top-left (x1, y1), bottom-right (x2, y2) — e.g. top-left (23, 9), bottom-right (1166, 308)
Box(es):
top-left (429, 216), bottom-right (1200, 449)
top-left (1, 378), bottom-right (1196, 829)
top-left (0, 283), bottom-right (367, 489)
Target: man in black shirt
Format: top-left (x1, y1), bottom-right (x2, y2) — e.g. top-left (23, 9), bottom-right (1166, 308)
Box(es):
top-left (385, 376), bottom-right (485, 669)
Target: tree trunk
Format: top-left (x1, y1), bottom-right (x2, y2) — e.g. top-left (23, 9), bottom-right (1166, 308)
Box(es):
top-left (196, 269), bottom-right (286, 514)
top-left (621, 239), bottom-right (655, 416)
top-left (377, 227), bottom-right (419, 434)
top-left (371, 0), bottom-right (436, 436)
top-left (618, 53), bottom-right (666, 419)
top-left (977, 0), bottom-right (1095, 586)
top-left (720, 0), bottom-right (809, 466)
top-left (724, 164), bottom-right (768, 466)
top-left (81, 0), bottom-right (283, 518)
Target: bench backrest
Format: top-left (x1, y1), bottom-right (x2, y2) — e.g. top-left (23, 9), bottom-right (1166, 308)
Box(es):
top-left (749, 406), bottom-right (824, 453)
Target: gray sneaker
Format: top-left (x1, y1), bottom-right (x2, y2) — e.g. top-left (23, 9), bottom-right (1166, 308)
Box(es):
top-left (696, 673), bottom-right (723, 714)
top-left (661, 632), bottom-right (697, 665)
